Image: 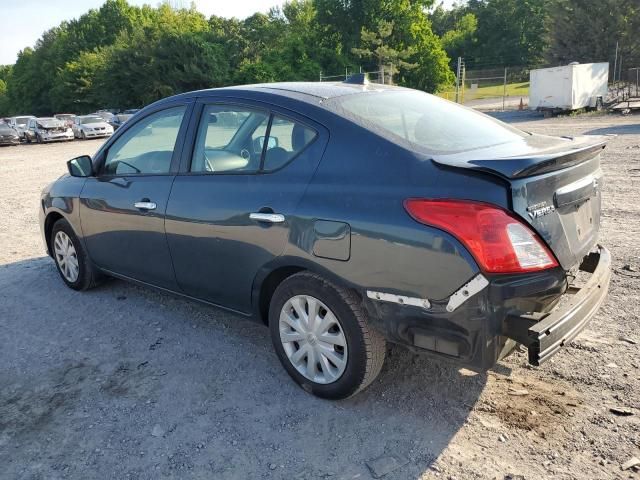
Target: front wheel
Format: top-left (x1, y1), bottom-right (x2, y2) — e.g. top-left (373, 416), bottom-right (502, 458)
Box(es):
top-left (269, 272), bottom-right (386, 399)
top-left (51, 219), bottom-right (100, 291)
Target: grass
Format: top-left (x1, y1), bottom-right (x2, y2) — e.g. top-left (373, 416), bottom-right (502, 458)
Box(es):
top-left (437, 81), bottom-right (530, 102)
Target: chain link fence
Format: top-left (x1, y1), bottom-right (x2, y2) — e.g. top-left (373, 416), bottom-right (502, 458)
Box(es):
top-left (438, 62), bottom-right (531, 111)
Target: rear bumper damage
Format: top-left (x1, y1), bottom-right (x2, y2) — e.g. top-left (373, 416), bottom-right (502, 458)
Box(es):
top-left (363, 245), bottom-right (611, 370)
top-left (503, 245), bottom-right (611, 365)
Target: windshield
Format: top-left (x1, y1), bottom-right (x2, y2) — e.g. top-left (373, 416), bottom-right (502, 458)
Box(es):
top-left (328, 90), bottom-right (527, 154)
top-left (82, 116), bottom-right (104, 124)
top-left (16, 117), bottom-right (31, 125)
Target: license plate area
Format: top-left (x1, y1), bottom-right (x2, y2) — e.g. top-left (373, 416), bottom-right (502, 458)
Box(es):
top-left (572, 198), bottom-right (595, 242)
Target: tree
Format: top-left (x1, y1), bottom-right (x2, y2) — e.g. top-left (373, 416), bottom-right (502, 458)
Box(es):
top-left (465, 0), bottom-right (549, 67)
top-left (547, 0), bottom-right (640, 72)
top-left (352, 21), bottom-right (416, 84)
top-left (439, 13), bottom-right (477, 61)
top-left (51, 51), bottom-right (108, 113)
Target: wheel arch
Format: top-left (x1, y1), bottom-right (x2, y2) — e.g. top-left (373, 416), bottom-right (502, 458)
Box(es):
top-left (252, 257), bottom-right (360, 325)
top-left (44, 211), bottom-right (65, 256)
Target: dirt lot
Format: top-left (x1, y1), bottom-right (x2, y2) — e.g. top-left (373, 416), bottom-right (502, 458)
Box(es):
top-left (1, 114), bottom-right (639, 480)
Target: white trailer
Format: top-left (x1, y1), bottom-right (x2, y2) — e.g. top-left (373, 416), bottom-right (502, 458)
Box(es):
top-left (529, 62), bottom-right (609, 111)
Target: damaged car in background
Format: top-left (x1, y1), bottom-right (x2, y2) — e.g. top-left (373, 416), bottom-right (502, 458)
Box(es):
top-left (25, 117), bottom-right (74, 143)
top-left (7, 115), bottom-right (35, 141)
top-left (0, 122), bottom-right (20, 146)
top-left (39, 78), bottom-right (611, 399)
top-left (54, 113), bottom-right (77, 128)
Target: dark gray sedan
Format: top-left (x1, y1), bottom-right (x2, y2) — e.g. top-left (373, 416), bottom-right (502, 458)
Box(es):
top-left (40, 79), bottom-right (611, 399)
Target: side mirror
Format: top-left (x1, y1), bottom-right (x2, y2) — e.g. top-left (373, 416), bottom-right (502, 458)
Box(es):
top-left (257, 136), bottom-right (278, 150)
top-left (67, 155), bottom-right (94, 177)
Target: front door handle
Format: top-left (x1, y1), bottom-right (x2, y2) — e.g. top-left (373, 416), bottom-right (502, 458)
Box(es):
top-left (249, 212), bottom-right (285, 223)
top-left (134, 201), bottom-right (157, 210)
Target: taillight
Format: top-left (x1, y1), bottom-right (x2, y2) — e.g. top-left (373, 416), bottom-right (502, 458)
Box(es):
top-left (404, 199), bottom-right (559, 274)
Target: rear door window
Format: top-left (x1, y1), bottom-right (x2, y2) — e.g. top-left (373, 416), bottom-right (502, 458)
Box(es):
top-left (262, 116), bottom-right (317, 172)
top-left (190, 105), bottom-right (317, 174)
top-left (191, 105), bottom-right (268, 173)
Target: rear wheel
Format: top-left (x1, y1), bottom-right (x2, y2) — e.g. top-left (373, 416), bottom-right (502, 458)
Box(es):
top-left (51, 219), bottom-right (100, 291)
top-left (269, 272), bottom-right (386, 399)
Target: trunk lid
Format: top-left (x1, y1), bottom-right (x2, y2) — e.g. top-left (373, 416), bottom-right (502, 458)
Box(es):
top-left (432, 134), bottom-right (607, 270)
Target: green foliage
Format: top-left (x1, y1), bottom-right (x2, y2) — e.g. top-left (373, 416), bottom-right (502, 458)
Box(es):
top-left (432, 0), bottom-right (550, 67)
top-left (547, 0), bottom-right (640, 69)
top-left (352, 21), bottom-right (417, 83)
top-left (51, 50), bottom-right (108, 113)
top-left (1, 0), bottom-right (458, 116)
top-left (440, 13), bottom-right (477, 61)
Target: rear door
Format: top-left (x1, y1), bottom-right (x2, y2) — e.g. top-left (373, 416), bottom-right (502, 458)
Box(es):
top-left (80, 102), bottom-right (191, 289)
top-left (165, 99), bottom-right (328, 313)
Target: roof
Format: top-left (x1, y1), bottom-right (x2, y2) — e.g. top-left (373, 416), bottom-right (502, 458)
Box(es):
top-left (223, 81), bottom-right (398, 101)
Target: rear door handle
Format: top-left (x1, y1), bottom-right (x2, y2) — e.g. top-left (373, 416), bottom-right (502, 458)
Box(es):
top-left (249, 212), bottom-right (285, 223)
top-left (134, 201), bottom-right (157, 210)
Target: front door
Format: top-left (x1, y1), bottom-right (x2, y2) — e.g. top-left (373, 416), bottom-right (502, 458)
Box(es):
top-left (165, 101), bottom-right (327, 313)
top-left (80, 104), bottom-right (190, 289)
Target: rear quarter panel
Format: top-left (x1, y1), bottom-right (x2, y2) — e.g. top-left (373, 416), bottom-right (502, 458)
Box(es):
top-left (287, 115), bottom-right (511, 301)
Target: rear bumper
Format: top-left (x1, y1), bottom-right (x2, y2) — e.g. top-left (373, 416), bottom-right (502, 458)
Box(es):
top-left (363, 246), bottom-right (610, 371)
top-left (504, 245), bottom-right (611, 365)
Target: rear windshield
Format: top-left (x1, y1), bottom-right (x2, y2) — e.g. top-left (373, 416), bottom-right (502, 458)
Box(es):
top-left (327, 90), bottom-right (527, 154)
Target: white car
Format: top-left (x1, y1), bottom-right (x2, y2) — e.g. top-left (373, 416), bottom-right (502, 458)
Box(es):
top-left (25, 117), bottom-right (74, 143)
top-left (72, 115), bottom-right (114, 139)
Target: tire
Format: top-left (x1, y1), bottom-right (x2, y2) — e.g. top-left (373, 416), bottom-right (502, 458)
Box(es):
top-left (36, 134), bottom-right (42, 144)
top-left (269, 272), bottom-right (386, 399)
top-left (81, 131), bottom-right (86, 140)
top-left (50, 218), bottom-right (100, 291)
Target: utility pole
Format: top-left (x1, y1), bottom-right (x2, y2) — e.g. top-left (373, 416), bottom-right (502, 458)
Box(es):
top-left (613, 41), bottom-right (619, 84)
top-left (619, 55), bottom-right (623, 89)
top-left (503, 67), bottom-right (508, 111)
top-left (455, 57), bottom-right (463, 103)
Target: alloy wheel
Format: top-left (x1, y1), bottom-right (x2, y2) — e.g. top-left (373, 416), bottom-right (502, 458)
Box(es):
top-left (53, 231), bottom-right (79, 283)
top-left (279, 295), bottom-right (348, 384)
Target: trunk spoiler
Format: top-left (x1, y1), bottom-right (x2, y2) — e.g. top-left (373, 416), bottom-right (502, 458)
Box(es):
top-left (431, 136), bottom-right (608, 180)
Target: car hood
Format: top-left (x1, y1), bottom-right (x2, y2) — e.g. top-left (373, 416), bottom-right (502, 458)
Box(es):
top-left (37, 120), bottom-right (66, 129)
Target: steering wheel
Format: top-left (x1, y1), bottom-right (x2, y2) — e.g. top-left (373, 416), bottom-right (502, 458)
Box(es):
top-left (204, 152), bottom-right (214, 172)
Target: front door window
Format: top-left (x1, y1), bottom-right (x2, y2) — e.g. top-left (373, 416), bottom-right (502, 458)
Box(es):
top-left (103, 106), bottom-right (186, 176)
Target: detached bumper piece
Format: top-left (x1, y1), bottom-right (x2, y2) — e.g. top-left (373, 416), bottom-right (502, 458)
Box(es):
top-left (504, 245), bottom-right (611, 366)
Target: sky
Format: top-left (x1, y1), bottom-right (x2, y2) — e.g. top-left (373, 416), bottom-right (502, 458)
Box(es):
top-left (0, 0), bottom-right (455, 65)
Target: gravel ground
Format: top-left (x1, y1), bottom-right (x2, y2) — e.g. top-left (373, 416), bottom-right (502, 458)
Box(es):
top-left (1, 114), bottom-right (639, 480)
